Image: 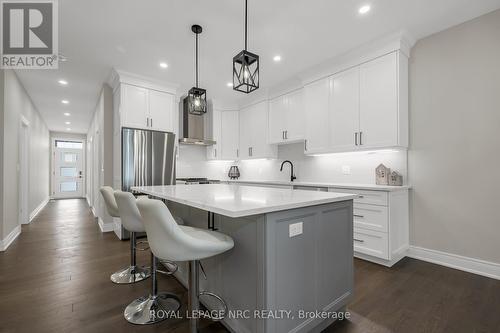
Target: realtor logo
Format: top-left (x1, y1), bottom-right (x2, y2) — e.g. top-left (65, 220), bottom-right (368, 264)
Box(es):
top-left (1, 0), bottom-right (58, 69)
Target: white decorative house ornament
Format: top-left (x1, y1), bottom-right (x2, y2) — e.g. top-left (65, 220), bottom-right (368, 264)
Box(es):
top-left (389, 171), bottom-right (403, 186)
top-left (375, 164), bottom-right (390, 185)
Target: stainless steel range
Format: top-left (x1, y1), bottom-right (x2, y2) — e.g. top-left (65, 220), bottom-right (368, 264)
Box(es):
top-left (176, 178), bottom-right (219, 185)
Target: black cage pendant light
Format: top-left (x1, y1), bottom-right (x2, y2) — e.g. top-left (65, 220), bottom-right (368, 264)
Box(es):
top-left (187, 24), bottom-right (207, 115)
top-left (233, 0), bottom-right (259, 94)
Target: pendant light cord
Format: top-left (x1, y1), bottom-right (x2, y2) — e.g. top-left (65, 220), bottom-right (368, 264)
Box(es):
top-left (244, 0), bottom-right (248, 51)
top-left (195, 32), bottom-right (198, 88)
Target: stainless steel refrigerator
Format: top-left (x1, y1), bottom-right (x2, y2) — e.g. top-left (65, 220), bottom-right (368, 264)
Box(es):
top-left (121, 127), bottom-right (176, 237)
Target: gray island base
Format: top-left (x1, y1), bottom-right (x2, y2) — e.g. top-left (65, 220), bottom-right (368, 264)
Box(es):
top-left (132, 185), bottom-right (355, 333)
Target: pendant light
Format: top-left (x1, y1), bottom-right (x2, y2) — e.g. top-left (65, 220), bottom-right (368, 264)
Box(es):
top-left (233, 0), bottom-right (259, 94)
top-left (187, 24), bottom-right (207, 115)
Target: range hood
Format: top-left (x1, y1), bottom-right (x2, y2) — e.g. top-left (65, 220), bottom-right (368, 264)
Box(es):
top-left (179, 96), bottom-right (216, 146)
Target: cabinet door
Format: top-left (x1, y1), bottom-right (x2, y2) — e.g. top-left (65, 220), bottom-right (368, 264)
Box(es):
top-left (359, 52), bottom-right (398, 148)
top-left (330, 67), bottom-right (360, 151)
top-left (250, 101), bottom-right (273, 158)
top-left (121, 84), bottom-right (148, 129)
top-left (149, 90), bottom-right (174, 132)
top-left (303, 77), bottom-right (330, 153)
top-left (220, 111), bottom-right (239, 160)
top-left (239, 107), bottom-right (251, 159)
top-left (207, 108), bottom-right (221, 160)
top-left (286, 89), bottom-right (304, 141)
top-left (268, 96), bottom-right (286, 144)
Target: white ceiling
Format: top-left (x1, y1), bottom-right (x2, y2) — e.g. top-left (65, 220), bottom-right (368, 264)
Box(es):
top-left (15, 0), bottom-right (500, 134)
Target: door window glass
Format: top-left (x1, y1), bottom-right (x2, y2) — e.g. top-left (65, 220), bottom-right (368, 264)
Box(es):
top-left (55, 140), bottom-right (83, 149)
top-left (62, 153), bottom-right (78, 163)
top-left (60, 182), bottom-right (77, 192)
top-left (60, 167), bottom-right (77, 177)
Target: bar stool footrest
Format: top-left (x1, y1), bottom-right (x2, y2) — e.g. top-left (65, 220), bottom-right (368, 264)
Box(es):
top-left (199, 291), bottom-right (228, 321)
top-left (110, 266), bottom-right (150, 284)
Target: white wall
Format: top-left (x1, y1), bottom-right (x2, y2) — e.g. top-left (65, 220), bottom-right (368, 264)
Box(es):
top-left (1, 70), bottom-right (50, 241)
top-left (409, 9), bottom-right (500, 264)
top-left (177, 143), bottom-right (408, 185)
top-left (87, 84), bottom-right (114, 231)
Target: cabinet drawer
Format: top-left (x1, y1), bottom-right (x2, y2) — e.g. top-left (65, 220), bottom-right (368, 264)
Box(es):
top-left (353, 204), bottom-right (388, 232)
top-left (353, 228), bottom-right (389, 260)
top-left (329, 188), bottom-right (388, 206)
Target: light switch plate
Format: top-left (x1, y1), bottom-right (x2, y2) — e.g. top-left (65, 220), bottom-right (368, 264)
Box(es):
top-left (289, 222), bottom-right (303, 237)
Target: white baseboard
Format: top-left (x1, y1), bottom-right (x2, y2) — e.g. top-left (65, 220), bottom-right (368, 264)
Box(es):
top-left (28, 197), bottom-right (50, 223)
top-left (98, 217), bottom-right (114, 233)
top-left (0, 225), bottom-right (22, 251)
top-left (408, 246), bottom-right (500, 281)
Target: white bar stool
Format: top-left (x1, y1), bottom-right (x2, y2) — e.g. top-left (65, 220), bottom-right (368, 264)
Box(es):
top-left (99, 186), bottom-right (150, 284)
top-left (115, 191), bottom-right (181, 325)
top-left (137, 197), bottom-right (234, 333)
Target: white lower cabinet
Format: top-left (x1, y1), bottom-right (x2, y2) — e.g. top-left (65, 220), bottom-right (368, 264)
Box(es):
top-left (330, 187), bottom-right (409, 267)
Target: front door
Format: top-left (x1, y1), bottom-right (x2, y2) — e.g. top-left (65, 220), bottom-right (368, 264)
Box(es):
top-left (52, 139), bottom-right (85, 198)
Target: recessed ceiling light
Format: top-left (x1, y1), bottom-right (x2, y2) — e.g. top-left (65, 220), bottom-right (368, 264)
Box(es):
top-left (65, 121), bottom-right (71, 125)
top-left (227, 82), bottom-right (233, 87)
top-left (273, 55), bottom-right (281, 62)
top-left (58, 79), bottom-right (68, 85)
top-left (358, 5), bottom-right (371, 14)
top-left (61, 100), bottom-right (69, 104)
top-left (159, 62), bottom-right (168, 69)
top-left (66, 128), bottom-right (71, 131)
top-left (63, 112), bottom-right (70, 116)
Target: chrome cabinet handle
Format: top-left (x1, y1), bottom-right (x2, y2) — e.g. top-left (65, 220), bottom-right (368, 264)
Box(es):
top-left (285, 130), bottom-right (288, 139)
top-left (151, 118), bottom-right (153, 127)
top-left (304, 139), bottom-right (308, 151)
top-left (282, 131), bottom-right (285, 140)
top-left (214, 148), bottom-right (217, 158)
top-left (236, 149), bottom-right (239, 158)
top-left (354, 238), bottom-right (365, 243)
top-left (359, 131), bottom-right (363, 145)
top-left (355, 132), bottom-right (358, 145)
top-left (353, 214), bottom-right (364, 218)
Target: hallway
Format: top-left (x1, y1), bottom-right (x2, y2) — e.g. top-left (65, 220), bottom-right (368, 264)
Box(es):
top-left (1, 199), bottom-right (499, 333)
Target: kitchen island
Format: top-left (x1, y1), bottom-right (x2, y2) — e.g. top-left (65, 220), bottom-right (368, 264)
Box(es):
top-left (132, 184), bottom-right (356, 333)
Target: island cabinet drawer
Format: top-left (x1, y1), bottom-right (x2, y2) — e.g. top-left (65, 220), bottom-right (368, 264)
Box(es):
top-left (329, 188), bottom-right (388, 206)
top-left (353, 228), bottom-right (389, 260)
top-left (353, 204), bottom-right (388, 233)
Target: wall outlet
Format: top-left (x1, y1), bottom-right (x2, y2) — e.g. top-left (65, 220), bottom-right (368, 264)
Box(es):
top-left (289, 222), bottom-right (303, 238)
top-left (342, 165), bottom-right (351, 175)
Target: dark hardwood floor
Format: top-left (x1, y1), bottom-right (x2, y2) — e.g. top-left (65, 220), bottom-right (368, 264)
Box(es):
top-left (0, 199), bottom-right (498, 333)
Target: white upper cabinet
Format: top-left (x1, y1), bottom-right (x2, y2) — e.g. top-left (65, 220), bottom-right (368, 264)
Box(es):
top-left (208, 109), bottom-right (239, 161)
top-left (330, 67), bottom-right (360, 151)
top-left (220, 111), bottom-right (239, 160)
top-left (120, 84), bottom-right (176, 133)
top-left (286, 89), bottom-right (304, 141)
top-left (303, 77), bottom-right (330, 153)
top-left (207, 108), bottom-right (222, 160)
top-left (268, 95), bottom-right (286, 144)
top-left (303, 51), bottom-right (408, 154)
top-left (239, 101), bottom-right (277, 159)
top-left (268, 89), bottom-right (304, 145)
top-left (121, 84), bottom-right (148, 129)
top-left (149, 90), bottom-right (175, 132)
top-left (359, 52), bottom-right (404, 149)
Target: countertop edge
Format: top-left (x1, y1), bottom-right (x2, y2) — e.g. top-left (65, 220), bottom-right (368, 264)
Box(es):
top-left (223, 180), bottom-right (411, 191)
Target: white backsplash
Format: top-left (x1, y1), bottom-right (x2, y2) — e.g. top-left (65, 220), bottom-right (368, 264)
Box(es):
top-left (177, 143), bottom-right (408, 185)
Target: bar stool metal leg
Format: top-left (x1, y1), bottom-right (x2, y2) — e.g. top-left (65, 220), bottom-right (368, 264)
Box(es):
top-left (188, 260), bottom-right (200, 333)
top-left (111, 232), bottom-right (151, 284)
top-left (124, 253), bottom-right (181, 325)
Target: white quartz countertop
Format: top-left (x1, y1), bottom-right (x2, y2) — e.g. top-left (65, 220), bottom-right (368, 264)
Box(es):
top-left (132, 184), bottom-right (356, 218)
top-left (224, 179), bottom-right (410, 191)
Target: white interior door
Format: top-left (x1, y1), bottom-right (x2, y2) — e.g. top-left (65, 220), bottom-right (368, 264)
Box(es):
top-left (52, 140), bottom-right (85, 198)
